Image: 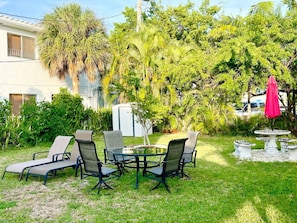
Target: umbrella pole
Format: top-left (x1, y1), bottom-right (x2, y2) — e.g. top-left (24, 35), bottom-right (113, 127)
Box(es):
top-left (271, 119), bottom-right (275, 131)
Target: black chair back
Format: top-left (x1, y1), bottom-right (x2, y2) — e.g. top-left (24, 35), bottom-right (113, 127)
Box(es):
top-left (163, 138), bottom-right (188, 174)
top-left (76, 139), bottom-right (101, 176)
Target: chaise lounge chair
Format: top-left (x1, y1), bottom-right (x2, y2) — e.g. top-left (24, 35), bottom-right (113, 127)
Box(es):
top-left (25, 130), bottom-right (93, 185)
top-left (2, 135), bottom-right (73, 180)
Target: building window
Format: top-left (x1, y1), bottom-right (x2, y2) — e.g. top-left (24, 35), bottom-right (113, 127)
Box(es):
top-left (7, 33), bottom-right (35, 59)
top-left (9, 94), bottom-right (36, 115)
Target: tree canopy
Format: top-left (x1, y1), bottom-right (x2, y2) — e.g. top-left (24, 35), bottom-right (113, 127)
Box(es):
top-left (38, 3), bottom-right (110, 95)
top-left (35, 1), bottom-right (297, 135)
top-left (105, 0), bottom-right (297, 134)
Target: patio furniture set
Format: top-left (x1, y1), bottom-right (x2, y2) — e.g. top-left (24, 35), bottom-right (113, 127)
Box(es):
top-left (233, 129), bottom-right (297, 161)
top-left (2, 130), bottom-right (199, 194)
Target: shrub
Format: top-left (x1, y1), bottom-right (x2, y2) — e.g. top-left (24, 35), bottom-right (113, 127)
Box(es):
top-left (18, 88), bottom-right (112, 145)
top-left (0, 100), bottom-right (22, 149)
top-left (19, 98), bottom-right (40, 146)
top-left (83, 107), bottom-right (112, 132)
top-left (229, 115), bottom-right (267, 136)
top-left (52, 88), bottom-right (85, 134)
top-left (19, 88), bottom-right (88, 144)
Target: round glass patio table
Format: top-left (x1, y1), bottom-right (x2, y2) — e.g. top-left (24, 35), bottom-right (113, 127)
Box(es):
top-left (112, 145), bottom-right (167, 189)
top-left (254, 129), bottom-right (291, 154)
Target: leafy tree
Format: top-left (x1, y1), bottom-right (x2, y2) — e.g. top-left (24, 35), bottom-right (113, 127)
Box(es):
top-left (38, 3), bottom-right (110, 95)
top-left (107, 0), bottom-right (297, 135)
top-left (283, 0), bottom-right (297, 10)
top-left (212, 2), bottom-right (293, 116)
top-left (116, 72), bottom-right (166, 144)
top-left (108, 24), bottom-right (169, 143)
top-left (108, 1), bottom-right (235, 133)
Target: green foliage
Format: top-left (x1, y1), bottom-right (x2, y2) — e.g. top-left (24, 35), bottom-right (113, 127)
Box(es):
top-left (83, 107), bottom-right (112, 132)
top-left (0, 100), bottom-right (22, 149)
top-left (107, 0), bottom-right (297, 136)
top-left (38, 3), bottom-right (110, 94)
top-left (19, 98), bottom-right (40, 146)
top-left (0, 100), bottom-right (11, 124)
top-left (116, 72), bottom-right (166, 144)
top-left (1, 89), bottom-right (112, 149)
top-left (6, 0), bottom-right (297, 146)
top-left (52, 88), bottom-right (85, 134)
top-left (37, 101), bottom-right (70, 142)
top-left (19, 88), bottom-right (85, 143)
top-left (0, 100), bottom-right (12, 148)
top-left (229, 115), bottom-right (268, 136)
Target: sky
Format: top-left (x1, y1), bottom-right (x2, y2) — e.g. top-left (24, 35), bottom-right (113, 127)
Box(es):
top-left (0, 0), bottom-right (284, 31)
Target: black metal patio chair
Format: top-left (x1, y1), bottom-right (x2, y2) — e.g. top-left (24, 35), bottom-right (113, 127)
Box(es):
top-left (144, 138), bottom-right (188, 193)
top-left (76, 139), bottom-right (120, 194)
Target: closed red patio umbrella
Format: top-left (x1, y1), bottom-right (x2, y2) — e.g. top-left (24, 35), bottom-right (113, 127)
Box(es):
top-left (264, 75), bottom-right (281, 129)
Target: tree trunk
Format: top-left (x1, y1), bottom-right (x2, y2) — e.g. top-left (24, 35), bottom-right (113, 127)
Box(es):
top-left (141, 122), bottom-right (151, 145)
top-left (247, 80), bottom-right (252, 117)
top-left (136, 0), bottom-right (142, 32)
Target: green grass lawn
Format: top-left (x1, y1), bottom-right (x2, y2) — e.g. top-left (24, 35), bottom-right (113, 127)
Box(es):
top-left (0, 132), bottom-right (296, 223)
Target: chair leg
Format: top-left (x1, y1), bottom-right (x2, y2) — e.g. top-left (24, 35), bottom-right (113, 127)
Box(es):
top-left (117, 163), bottom-right (124, 176)
top-left (102, 181), bottom-right (113, 190)
top-left (25, 172), bottom-right (29, 181)
top-left (151, 177), bottom-right (171, 193)
top-left (1, 171), bottom-right (6, 180)
top-left (181, 166), bottom-right (191, 178)
top-left (19, 171), bottom-right (25, 181)
top-left (91, 180), bottom-right (101, 190)
top-left (91, 181), bottom-right (102, 194)
top-left (44, 173), bottom-right (49, 185)
top-left (183, 172), bottom-right (190, 178)
top-left (80, 167), bottom-right (83, 179)
top-left (91, 179), bottom-right (113, 194)
top-left (75, 164), bottom-right (79, 177)
top-left (96, 181), bottom-right (113, 194)
top-left (180, 164), bottom-right (184, 178)
top-left (120, 162), bottom-right (130, 175)
top-left (97, 182), bottom-right (103, 194)
top-left (193, 151), bottom-right (197, 167)
top-left (151, 181), bottom-right (162, 191)
top-left (164, 181), bottom-right (171, 193)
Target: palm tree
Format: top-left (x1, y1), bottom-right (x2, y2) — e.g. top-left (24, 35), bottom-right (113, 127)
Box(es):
top-left (37, 3), bottom-right (110, 95)
top-left (105, 25), bottom-right (169, 144)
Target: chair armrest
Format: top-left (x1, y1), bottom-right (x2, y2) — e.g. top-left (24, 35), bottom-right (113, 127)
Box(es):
top-left (105, 149), bottom-right (121, 163)
top-left (180, 158), bottom-right (185, 165)
top-left (76, 156), bottom-right (83, 179)
top-left (76, 156), bottom-right (83, 165)
top-left (97, 161), bottom-right (103, 169)
top-left (192, 150), bottom-right (197, 161)
top-left (103, 148), bottom-right (108, 163)
top-left (32, 151), bottom-right (49, 160)
top-left (52, 152), bottom-right (71, 161)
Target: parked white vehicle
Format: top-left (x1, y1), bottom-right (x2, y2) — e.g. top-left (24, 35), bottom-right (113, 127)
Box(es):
top-left (234, 92), bottom-right (286, 117)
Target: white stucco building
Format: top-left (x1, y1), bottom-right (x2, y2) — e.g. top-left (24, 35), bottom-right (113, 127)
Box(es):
top-left (0, 15), bottom-right (102, 115)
